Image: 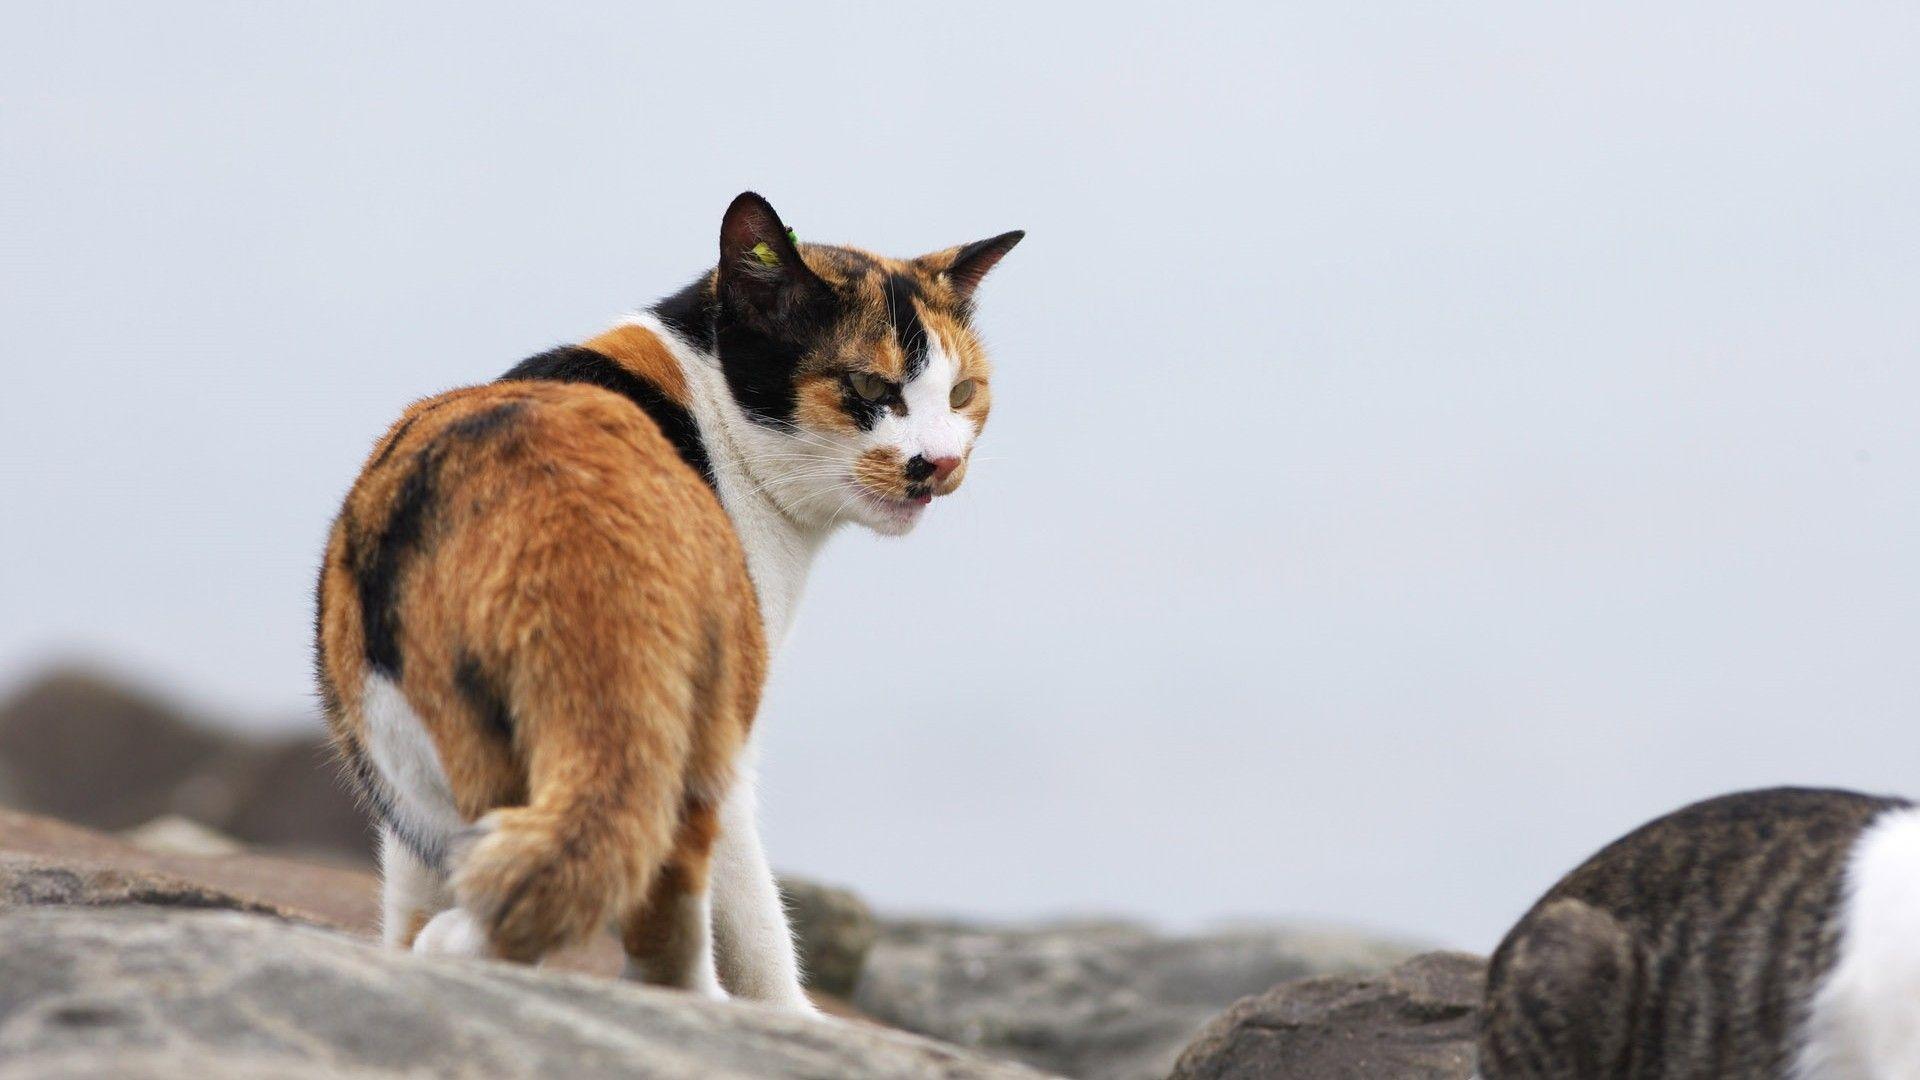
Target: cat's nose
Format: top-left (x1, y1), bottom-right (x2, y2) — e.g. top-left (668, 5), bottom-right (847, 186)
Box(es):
top-left (906, 455), bottom-right (961, 483)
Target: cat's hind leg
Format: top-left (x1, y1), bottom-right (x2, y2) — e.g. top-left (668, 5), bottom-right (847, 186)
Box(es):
top-left (1478, 898), bottom-right (1642, 1080)
top-left (383, 825), bottom-right (490, 959)
top-left (379, 826), bottom-right (450, 949)
top-left (620, 798), bottom-right (725, 1000)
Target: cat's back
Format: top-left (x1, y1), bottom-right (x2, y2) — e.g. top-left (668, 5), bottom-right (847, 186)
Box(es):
top-left (314, 373), bottom-right (763, 793)
top-left (323, 375), bottom-right (747, 615)
top-left (1480, 787), bottom-right (1914, 1079)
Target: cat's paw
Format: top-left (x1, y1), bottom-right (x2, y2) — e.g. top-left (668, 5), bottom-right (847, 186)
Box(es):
top-left (411, 907), bottom-right (492, 959)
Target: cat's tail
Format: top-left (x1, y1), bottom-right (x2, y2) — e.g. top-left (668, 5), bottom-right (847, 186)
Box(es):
top-left (447, 676), bottom-right (690, 963)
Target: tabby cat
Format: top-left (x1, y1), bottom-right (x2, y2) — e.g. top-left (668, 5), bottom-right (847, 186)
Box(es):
top-left (1480, 787), bottom-right (1920, 1078)
top-left (313, 192), bottom-right (1021, 1010)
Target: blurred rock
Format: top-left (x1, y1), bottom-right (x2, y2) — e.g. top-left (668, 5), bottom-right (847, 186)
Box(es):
top-left (0, 667), bottom-right (373, 861)
top-left (0, 906), bottom-right (1051, 1080)
top-left (217, 737), bottom-right (374, 861)
top-left (0, 669), bottom-right (225, 830)
top-left (1168, 951), bottom-right (1485, 1080)
top-left (121, 816), bottom-right (245, 857)
top-left (854, 918), bottom-right (1420, 1080)
top-left (781, 876), bottom-right (879, 998)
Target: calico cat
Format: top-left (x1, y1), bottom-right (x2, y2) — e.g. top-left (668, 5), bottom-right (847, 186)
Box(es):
top-left (1479, 787), bottom-right (1920, 1078)
top-left (313, 192), bottom-right (1021, 1009)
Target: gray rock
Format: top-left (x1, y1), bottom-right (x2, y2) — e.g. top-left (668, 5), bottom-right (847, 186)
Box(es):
top-left (780, 877), bottom-right (879, 998)
top-left (0, 852), bottom-right (293, 920)
top-left (0, 906), bottom-right (1054, 1080)
top-left (854, 919), bottom-right (1419, 1080)
top-left (3, 804), bottom-right (878, 1007)
top-left (0, 808), bottom-right (377, 933)
top-left (1168, 951), bottom-right (1486, 1080)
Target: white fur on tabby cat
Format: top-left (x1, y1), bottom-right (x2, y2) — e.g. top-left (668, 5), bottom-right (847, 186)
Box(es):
top-left (1794, 805), bottom-right (1920, 1079)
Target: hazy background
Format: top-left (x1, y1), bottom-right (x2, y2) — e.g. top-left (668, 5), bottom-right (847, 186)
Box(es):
top-left (3, 4), bottom-right (1915, 951)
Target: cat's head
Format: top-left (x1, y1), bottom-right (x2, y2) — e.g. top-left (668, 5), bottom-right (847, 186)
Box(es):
top-left (684, 192), bottom-right (1021, 536)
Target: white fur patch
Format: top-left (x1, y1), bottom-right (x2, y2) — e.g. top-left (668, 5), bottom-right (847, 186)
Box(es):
top-left (1793, 805), bottom-right (1920, 1079)
top-left (361, 674), bottom-right (465, 861)
top-left (623, 311), bottom-right (828, 649)
top-left (378, 824), bottom-right (449, 947)
top-left (412, 907), bottom-right (492, 959)
top-left (884, 331), bottom-right (974, 465)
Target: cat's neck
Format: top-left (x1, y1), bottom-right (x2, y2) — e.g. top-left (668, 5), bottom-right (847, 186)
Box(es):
top-left (618, 310), bottom-right (834, 651)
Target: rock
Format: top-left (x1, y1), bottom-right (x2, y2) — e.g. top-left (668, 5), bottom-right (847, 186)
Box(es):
top-left (0, 906), bottom-right (1053, 1079)
top-left (780, 877), bottom-right (879, 998)
top-left (122, 816), bottom-right (246, 857)
top-left (0, 808), bottom-right (873, 1013)
top-left (0, 853), bottom-right (294, 920)
top-left (0, 808), bottom-right (377, 934)
top-left (216, 737), bottom-right (376, 862)
top-left (854, 919), bottom-right (1420, 1080)
top-left (0, 667), bottom-right (375, 862)
top-left (1168, 951), bottom-right (1486, 1080)
top-left (0, 669), bottom-right (226, 830)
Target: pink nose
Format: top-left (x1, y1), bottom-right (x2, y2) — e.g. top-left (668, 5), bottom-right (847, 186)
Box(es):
top-left (927, 456), bottom-right (962, 482)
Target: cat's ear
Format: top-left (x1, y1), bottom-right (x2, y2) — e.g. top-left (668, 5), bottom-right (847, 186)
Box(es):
top-left (921, 230), bottom-right (1025, 299)
top-left (716, 192), bottom-right (823, 319)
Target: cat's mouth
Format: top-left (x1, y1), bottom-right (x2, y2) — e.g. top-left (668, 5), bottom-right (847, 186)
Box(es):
top-left (855, 485), bottom-right (932, 519)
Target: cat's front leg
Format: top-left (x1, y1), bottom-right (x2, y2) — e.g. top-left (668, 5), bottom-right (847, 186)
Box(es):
top-left (709, 768), bottom-right (816, 1014)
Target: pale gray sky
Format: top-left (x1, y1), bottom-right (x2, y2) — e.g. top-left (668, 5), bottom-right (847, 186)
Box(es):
top-left (3, 4), bottom-right (1916, 949)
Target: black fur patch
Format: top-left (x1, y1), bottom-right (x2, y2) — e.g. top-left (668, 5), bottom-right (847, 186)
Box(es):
top-left (652, 275), bottom-right (718, 352)
top-left (454, 652), bottom-right (515, 745)
top-left (656, 276), bottom-right (811, 426)
top-left (714, 324), bottom-right (806, 426)
top-left (500, 346), bottom-right (714, 487)
top-left (883, 272), bottom-right (930, 382)
top-left (355, 401), bottom-right (527, 680)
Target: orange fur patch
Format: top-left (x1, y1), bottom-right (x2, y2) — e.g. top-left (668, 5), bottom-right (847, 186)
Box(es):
top-left (853, 446), bottom-right (908, 500)
top-left (316, 376), bottom-right (764, 964)
top-left (581, 324), bottom-right (689, 403)
top-left (793, 375), bottom-right (862, 435)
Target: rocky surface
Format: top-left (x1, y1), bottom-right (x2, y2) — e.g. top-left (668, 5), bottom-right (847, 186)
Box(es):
top-left (855, 918), bottom-right (1421, 1080)
top-left (0, 808), bottom-right (377, 932)
top-left (1, 807), bottom-right (878, 1010)
top-left (1168, 951), bottom-right (1486, 1080)
top-left (0, 852), bottom-right (292, 919)
top-left (0, 905), bottom-right (1050, 1080)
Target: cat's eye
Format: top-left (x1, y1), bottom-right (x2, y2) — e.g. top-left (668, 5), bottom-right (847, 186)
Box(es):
top-left (949, 379), bottom-right (977, 409)
top-left (849, 372), bottom-right (891, 402)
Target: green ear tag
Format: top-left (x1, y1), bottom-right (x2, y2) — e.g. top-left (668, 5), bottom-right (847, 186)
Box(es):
top-left (749, 229), bottom-right (797, 267)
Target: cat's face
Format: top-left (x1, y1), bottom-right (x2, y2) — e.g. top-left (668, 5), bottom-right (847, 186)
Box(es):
top-left (706, 193), bottom-right (1021, 536)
